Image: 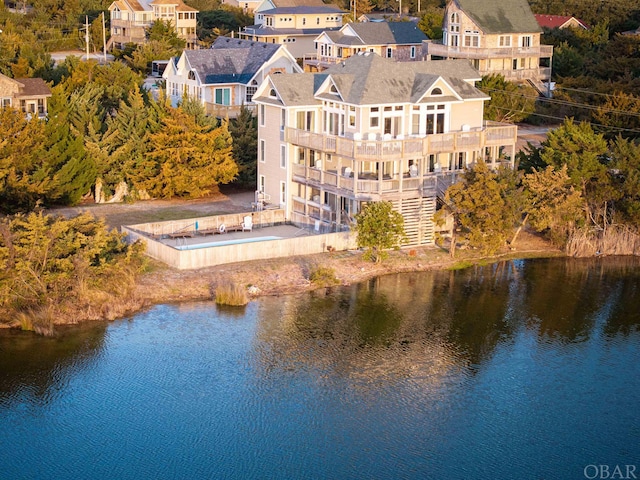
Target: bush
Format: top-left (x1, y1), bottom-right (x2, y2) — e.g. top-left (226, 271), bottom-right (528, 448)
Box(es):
top-left (309, 265), bottom-right (340, 287)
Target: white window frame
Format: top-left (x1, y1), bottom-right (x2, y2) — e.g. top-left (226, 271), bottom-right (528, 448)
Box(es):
top-left (410, 46), bottom-right (416, 59)
top-left (280, 144), bottom-right (286, 168)
top-left (280, 181), bottom-right (286, 206)
top-left (260, 139), bottom-right (266, 163)
top-left (260, 104), bottom-right (265, 126)
top-left (214, 87), bottom-right (230, 106)
top-left (520, 35), bottom-right (532, 48)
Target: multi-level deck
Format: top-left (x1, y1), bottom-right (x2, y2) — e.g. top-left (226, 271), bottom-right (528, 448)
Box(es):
top-left (285, 122), bottom-right (517, 245)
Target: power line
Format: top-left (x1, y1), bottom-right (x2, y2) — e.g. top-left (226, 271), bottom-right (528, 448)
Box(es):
top-left (491, 106), bottom-right (640, 135)
top-left (481, 87), bottom-right (640, 119)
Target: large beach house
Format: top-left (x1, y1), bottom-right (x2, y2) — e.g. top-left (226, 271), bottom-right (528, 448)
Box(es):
top-left (108, 0), bottom-right (198, 50)
top-left (238, 0), bottom-right (347, 59)
top-left (423, 0), bottom-right (553, 92)
top-left (252, 53), bottom-right (517, 246)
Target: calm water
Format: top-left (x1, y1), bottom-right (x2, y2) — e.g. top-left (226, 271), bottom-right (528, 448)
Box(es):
top-left (1, 258), bottom-right (639, 480)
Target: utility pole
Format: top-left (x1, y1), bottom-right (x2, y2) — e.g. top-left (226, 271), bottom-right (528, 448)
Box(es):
top-left (102, 12), bottom-right (107, 64)
top-left (85, 15), bottom-right (90, 60)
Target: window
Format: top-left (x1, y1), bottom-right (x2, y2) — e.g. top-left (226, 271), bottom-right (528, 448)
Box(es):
top-left (410, 46), bottom-right (416, 59)
top-left (188, 70), bottom-right (196, 80)
top-left (499, 35), bottom-right (511, 47)
top-left (431, 88), bottom-right (442, 95)
top-left (521, 35), bottom-right (531, 48)
top-left (464, 33), bottom-right (479, 47)
top-left (370, 107), bottom-right (379, 128)
top-left (348, 106), bottom-right (355, 127)
top-left (280, 181), bottom-right (286, 205)
top-left (302, 18), bottom-right (306, 25)
top-left (450, 12), bottom-right (459, 24)
top-left (20, 99), bottom-right (26, 112)
top-left (269, 88), bottom-right (277, 98)
top-left (246, 84), bottom-right (257, 103)
top-left (1, 98), bottom-right (11, 108)
top-left (260, 104), bottom-right (265, 126)
top-left (386, 47), bottom-right (392, 58)
top-left (280, 144), bottom-right (286, 168)
top-left (37, 99), bottom-right (44, 114)
top-left (259, 175), bottom-right (265, 193)
top-left (281, 109), bottom-right (286, 130)
top-left (260, 140), bottom-right (266, 162)
top-left (214, 88), bottom-right (230, 105)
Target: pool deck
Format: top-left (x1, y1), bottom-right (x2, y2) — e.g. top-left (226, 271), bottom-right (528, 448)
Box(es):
top-left (161, 224), bottom-right (311, 249)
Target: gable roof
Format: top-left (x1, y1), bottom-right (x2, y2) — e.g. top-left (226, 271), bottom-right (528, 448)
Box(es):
top-left (333, 22), bottom-right (428, 45)
top-left (184, 37), bottom-right (282, 84)
top-left (15, 78), bottom-right (52, 97)
top-left (534, 14), bottom-right (588, 30)
top-left (455, 0), bottom-right (541, 34)
top-left (258, 53), bottom-right (487, 106)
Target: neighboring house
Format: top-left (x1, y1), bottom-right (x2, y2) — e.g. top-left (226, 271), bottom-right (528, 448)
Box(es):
top-left (238, 0), bottom-right (347, 59)
top-left (304, 21), bottom-right (428, 72)
top-left (0, 73), bottom-right (51, 117)
top-left (621, 26), bottom-right (640, 36)
top-left (108, 0), bottom-right (198, 50)
top-left (252, 53), bottom-right (517, 246)
top-left (534, 14), bottom-right (589, 30)
top-left (220, 0), bottom-right (262, 13)
top-left (423, 0), bottom-right (553, 92)
top-left (163, 36), bottom-right (303, 118)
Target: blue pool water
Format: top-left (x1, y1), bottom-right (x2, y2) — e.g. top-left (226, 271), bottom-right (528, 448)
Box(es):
top-left (175, 235), bottom-right (282, 250)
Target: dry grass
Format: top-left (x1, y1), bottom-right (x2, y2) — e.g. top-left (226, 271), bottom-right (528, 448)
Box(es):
top-left (214, 282), bottom-right (249, 306)
top-left (566, 226), bottom-right (640, 257)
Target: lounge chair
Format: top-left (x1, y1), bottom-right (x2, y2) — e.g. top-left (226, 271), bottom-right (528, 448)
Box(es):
top-left (242, 216), bottom-right (253, 232)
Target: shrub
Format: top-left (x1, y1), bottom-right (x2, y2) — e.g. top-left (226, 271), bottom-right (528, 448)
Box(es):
top-left (309, 265), bottom-right (340, 287)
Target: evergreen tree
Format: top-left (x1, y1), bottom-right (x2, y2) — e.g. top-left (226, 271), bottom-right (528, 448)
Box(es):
top-left (0, 108), bottom-right (49, 213)
top-left (609, 137), bottom-right (640, 228)
top-left (539, 119), bottom-right (614, 226)
top-left (477, 74), bottom-right (536, 123)
top-left (444, 162), bottom-right (513, 256)
top-left (228, 106), bottom-right (257, 188)
top-left (143, 108), bottom-right (237, 198)
top-left (521, 165), bottom-right (585, 246)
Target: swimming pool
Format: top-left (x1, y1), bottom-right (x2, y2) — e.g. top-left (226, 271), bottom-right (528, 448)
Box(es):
top-left (174, 236), bottom-right (282, 250)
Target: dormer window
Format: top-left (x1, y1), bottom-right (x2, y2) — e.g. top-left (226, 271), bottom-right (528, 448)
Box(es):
top-left (188, 70), bottom-right (196, 80)
top-left (269, 88), bottom-right (277, 98)
top-left (431, 88), bottom-right (443, 95)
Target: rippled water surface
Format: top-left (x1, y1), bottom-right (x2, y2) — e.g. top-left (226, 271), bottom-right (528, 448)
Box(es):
top-left (1, 257), bottom-right (640, 479)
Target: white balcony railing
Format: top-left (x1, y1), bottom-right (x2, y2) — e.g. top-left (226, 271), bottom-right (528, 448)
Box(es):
top-left (285, 123), bottom-right (517, 161)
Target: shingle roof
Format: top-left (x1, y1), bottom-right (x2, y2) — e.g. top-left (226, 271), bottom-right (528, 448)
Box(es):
top-left (258, 53), bottom-right (487, 106)
top-left (15, 78), bottom-right (52, 97)
top-left (456, 0), bottom-right (541, 34)
top-left (534, 14), bottom-right (587, 30)
top-left (184, 37), bottom-right (282, 84)
top-left (258, 73), bottom-right (326, 106)
top-left (270, 0), bottom-right (328, 7)
top-left (344, 21), bottom-right (429, 44)
top-left (260, 5), bottom-right (345, 14)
